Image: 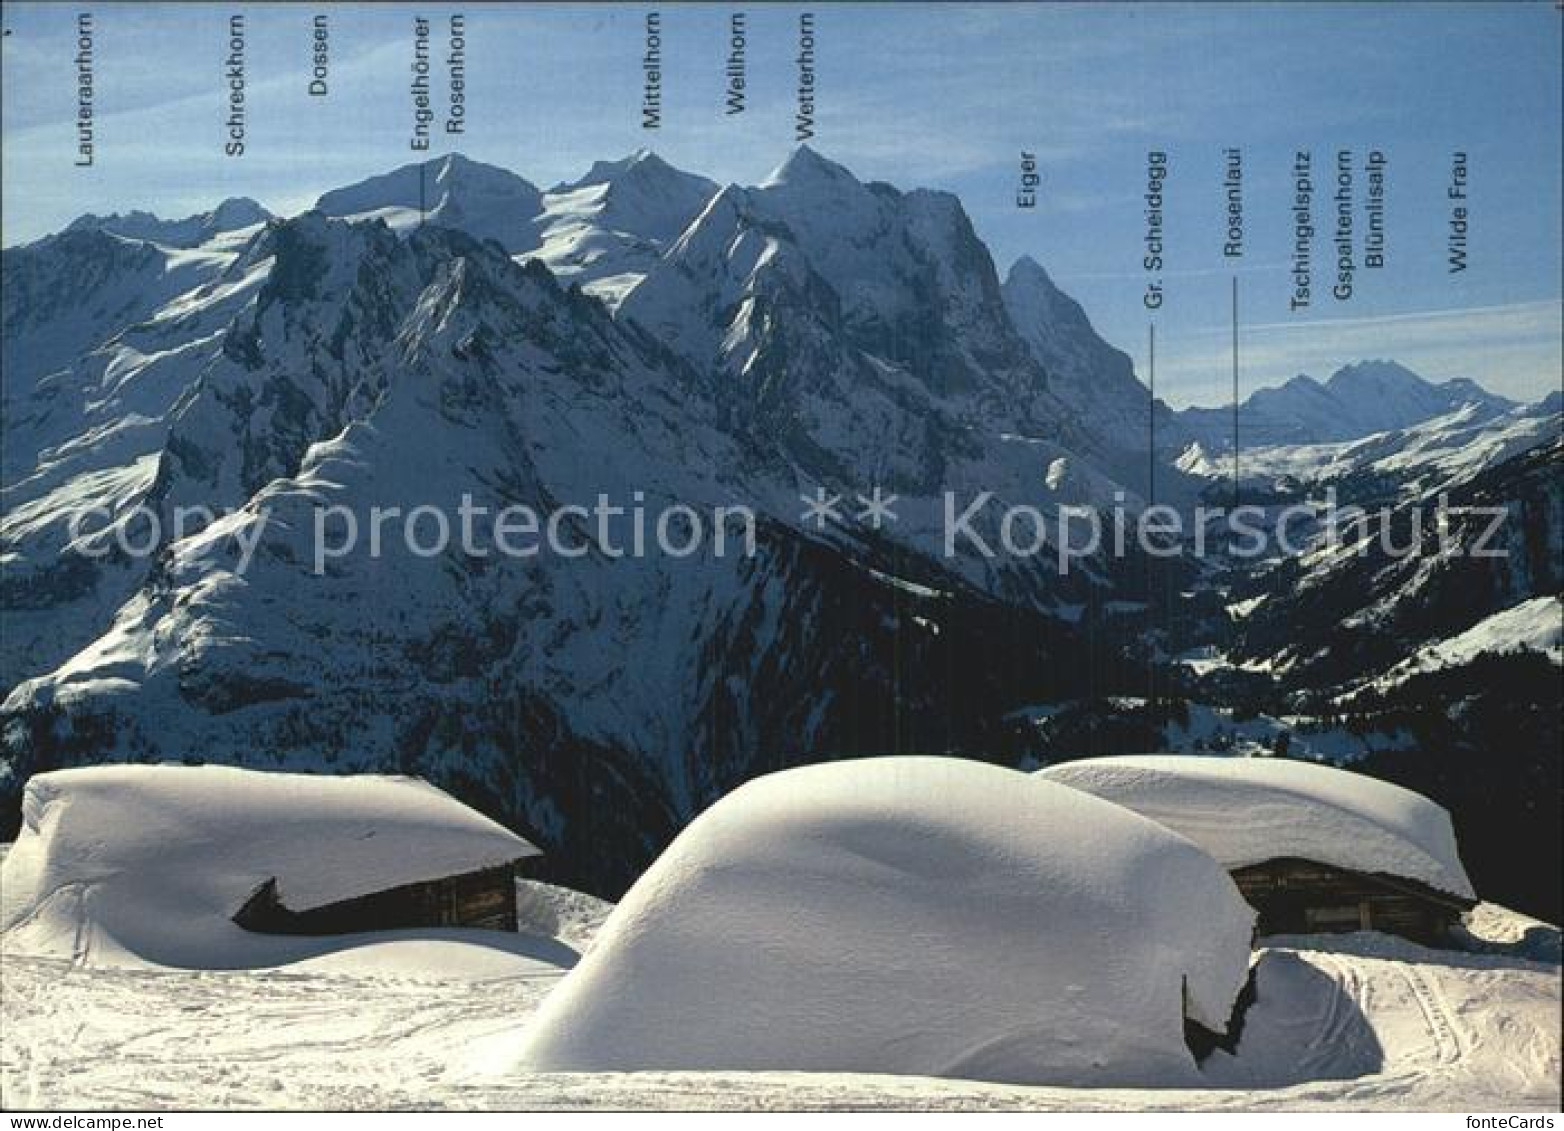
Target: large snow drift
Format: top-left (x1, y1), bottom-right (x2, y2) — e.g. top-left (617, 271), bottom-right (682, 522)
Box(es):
top-left (0, 765), bottom-right (539, 969)
top-left (1040, 756), bottom-right (1475, 900)
top-left (514, 756), bottom-right (1256, 1086)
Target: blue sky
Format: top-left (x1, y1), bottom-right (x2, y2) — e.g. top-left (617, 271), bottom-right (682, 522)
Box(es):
top-left (3, 2), bottom-right (1559, 405)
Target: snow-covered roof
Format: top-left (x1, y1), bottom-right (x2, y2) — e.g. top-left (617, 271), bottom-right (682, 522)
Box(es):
top-left (0, 764), bottom-right (537, 968)
top-left (515, 756), bottom-right (1255, 1087)
top-left (1040, 755), bottom-right (1475, 900)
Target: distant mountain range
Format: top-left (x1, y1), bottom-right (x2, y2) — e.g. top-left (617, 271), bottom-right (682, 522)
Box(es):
top-left (65, 197), bottom-right (275, 250)
top-left (3, 149), bottom-right (1558, 915)
top-left (1175, 359), bottom-right (1518, 451)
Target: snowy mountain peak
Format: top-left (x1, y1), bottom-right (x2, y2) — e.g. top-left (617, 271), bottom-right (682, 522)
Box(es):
top-left (1004, 255), bottom-right (1075, 311)
top-left (1007, 254), bottom-right (1052, 284)
top-left (760, 144), bottom-right (860, 189)
top-left (63, 208), bottom-right (159, 238)
top-left (60, 197), bottom-right (274, 249)
top-left (1326, 360), bottom-right (1515, 414)
top-left (549, 150), bottom-right (717, 234)
top-left (1003, 255), bottom-right (1100, 349)
top-left (428, 151), bottom-right (487, 181)
top-left (314, 153), bottom-right (544, 253)
top-left (532, 152), bottom-right (719, 305)
top-left (1178, 359), bottom-right (1518, 449)
top-left (1326, 359), bottom-right (1428, 397)
top-left (1002, 253), bottom-right (1170, 467)
top-left (203, 197), bottom-right (272, 230)
top-left (1442, 376), bottom-right (1500, 403)
top-left (566, 148), bottom-right (681, 189)
top-left (1330, 360), bottom-right (1515, 422)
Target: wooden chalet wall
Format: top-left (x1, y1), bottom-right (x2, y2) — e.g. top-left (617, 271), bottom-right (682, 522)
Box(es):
top-left (1231, 857), bottom-right (1474, 943)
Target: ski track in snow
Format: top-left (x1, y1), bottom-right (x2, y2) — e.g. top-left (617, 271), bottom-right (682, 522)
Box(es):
top-left (3, 922), bottom-right (1558, 1110)
top-left (1401, 962), bottom-right (1463, 1066)
top-left (1, 955), bottom-right (565, 1110)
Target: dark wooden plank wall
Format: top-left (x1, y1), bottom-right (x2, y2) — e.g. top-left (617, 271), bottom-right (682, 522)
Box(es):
top-left (1232, 857), bottom-right (1472, 943)
top-left (234, 862), bottom-right (521, 935)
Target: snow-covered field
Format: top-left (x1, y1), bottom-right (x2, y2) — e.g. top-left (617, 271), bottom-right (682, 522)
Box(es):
top-left (3, 899), bottom-right (1558, 1110)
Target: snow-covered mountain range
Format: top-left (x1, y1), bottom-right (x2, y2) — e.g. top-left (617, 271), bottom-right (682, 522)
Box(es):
top-left (1176, 359), bottom-right (1518, 451)
top-left (2, 149), bottom-right (1558, 913)
top-left (63, 198), bottom-right (275, 250)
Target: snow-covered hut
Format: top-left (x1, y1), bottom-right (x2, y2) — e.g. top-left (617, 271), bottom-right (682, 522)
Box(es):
top-left (0, 764), bottom-right (538, 967)
top-left (515, 756), bottom-right (1256, 1087)
top-left (1042, 755), bottom-right (1477, 942)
